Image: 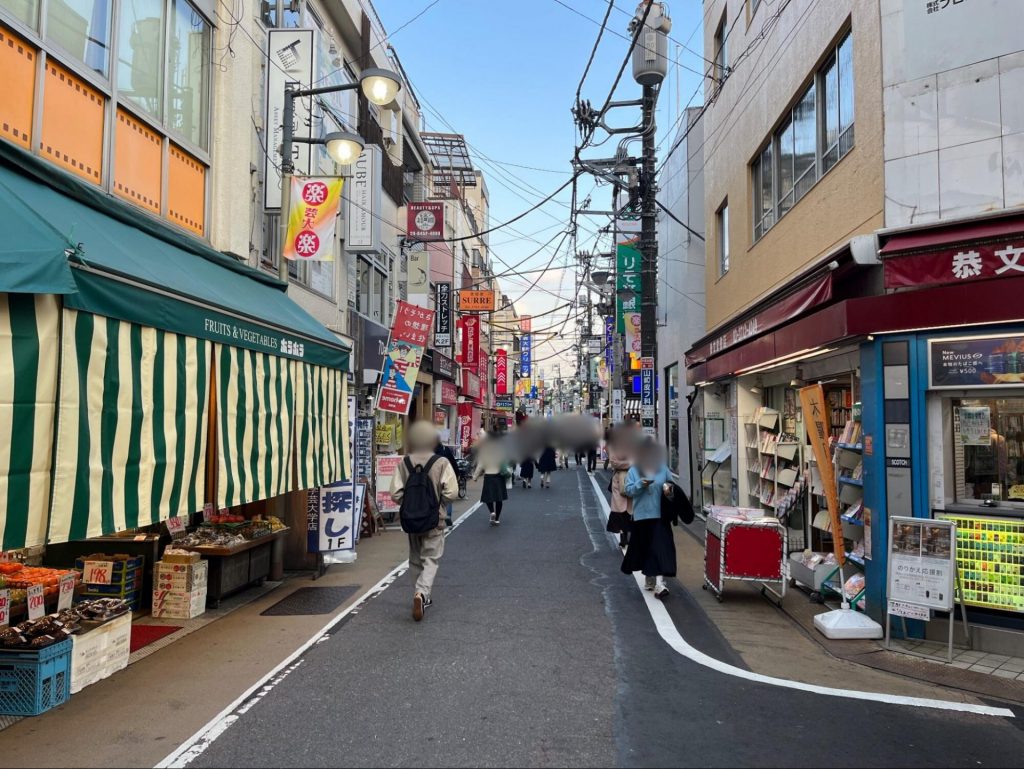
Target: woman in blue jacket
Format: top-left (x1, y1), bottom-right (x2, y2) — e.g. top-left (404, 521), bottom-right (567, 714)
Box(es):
top-left (620, 438), bottom-right (676, 598)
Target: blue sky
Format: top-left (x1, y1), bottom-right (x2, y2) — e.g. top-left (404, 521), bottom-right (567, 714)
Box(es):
top-left (376, 0), bottom-right (705, 376)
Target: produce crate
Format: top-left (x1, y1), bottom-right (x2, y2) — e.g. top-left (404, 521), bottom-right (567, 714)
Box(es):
top-left (74, 556), bottom-right (144, 581)
top-left (75, 557), bottom-right (145, 609)
top-left (0, 639), bottom-right (72, 716)
top-left (70, 614), bottom-right (131, 694)
top-left (78, 569), bottom-right (142, 595)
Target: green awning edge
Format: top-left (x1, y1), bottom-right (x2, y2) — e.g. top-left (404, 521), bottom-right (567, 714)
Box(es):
top-left (0, 139), bottom-right (287, 291)
top-left (68, 269), bottom-right (350, 370)
top-left (0, 251), bottom-right (77, 294)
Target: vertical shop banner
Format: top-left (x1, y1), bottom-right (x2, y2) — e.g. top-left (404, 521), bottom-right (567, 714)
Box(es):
top-left (605, 316), bottom-right (615, 371)
top-left (434, 282), bottom-right (452, 348)
top-left (495, 349), bottom-right (509, 395)
top-left (598, 358), bottom-right (609, 388)
top-left (376, 301), bottom-right (435, 415)
top-left (520, 333), bottom-right (532, 377)
top-left (407, 244), bottom-right (430, 307)
top-left (309, 480), bottom-right (359, 554)
top-left (375, 455), bottom-right (403, 514)
top-left (640, 356), bottom-right (655, 436)
top-left (283, 177), bottom-right (343, 261)
top-left (616, 245), bottom-right (642, 332)
top-left (458, 402), bottom-right (474, 451)
top-left (265, 29), bottom-right (314, 209)
top-left (800, 384), bottom-right (844, 565)
top-left (344, 146), bottom-right (382, 254)
top-left (624, 312), bottom-right (642, 356)
top-left (612, 388), bottom-right (624, 423)
top-left (462, 315), bottom-right (480, 368)
top-left (478, 353), bottom-right (489, 404)
top-left (355, 418), bottom-right (373, 480)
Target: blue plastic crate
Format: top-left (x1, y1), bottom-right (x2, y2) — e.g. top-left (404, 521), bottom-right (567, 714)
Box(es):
top-left (0, 639), bottom-right (72, 716)
top-left (80, 570), bottom-right (142, 596)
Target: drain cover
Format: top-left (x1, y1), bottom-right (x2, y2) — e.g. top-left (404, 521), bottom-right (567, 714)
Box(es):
top-left (261, 586), bottom-right (359, 616)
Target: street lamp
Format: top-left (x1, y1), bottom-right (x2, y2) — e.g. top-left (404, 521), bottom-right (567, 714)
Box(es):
top-left (278, 68), bottom-right (402, 281)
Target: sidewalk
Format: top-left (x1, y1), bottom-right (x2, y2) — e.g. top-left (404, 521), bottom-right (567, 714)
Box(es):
top-left (671, 510), bottom-right (1024, 706)
top-left (0, 485), bottom-right (483, 769)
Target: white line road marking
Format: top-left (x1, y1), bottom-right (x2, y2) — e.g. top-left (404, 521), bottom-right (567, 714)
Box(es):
top-left (584, 471), bottom-right (1015, 719)
top-left (156, 501), bottom-right (484, 769)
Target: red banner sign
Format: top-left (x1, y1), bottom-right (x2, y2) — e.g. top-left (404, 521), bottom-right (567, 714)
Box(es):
top-left (495, 349), bottom-right (508, 395)
top-left (520, 316), bottom-right (531, 333)
top-left (462, 315), bottom-right (480, 368)
top-left (439, 380), bottom-right (457, 405)
top-left (407, 201), bottom-right (444, 241)
top-left (884, 241), bottom-right (1024, 290)
top-left (375, 301), bottom-right (435, 415)
top-left (458, 403), bottom-right (474, 451)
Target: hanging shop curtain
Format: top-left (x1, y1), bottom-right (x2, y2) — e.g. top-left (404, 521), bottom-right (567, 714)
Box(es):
top-left (216, 344), bottom-right (294, 509)
top-left (293, 362), bottom-right (347, 491)
top-left (0, 294), bottom-right (59, 549)
top-left (49, 310), bottom-right (211, 543)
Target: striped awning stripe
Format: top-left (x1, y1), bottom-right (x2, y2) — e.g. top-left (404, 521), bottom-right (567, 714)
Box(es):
top-left (0, 294), bottom-right (59, 549)
top-left (216, 344), bottom-right (294, 509)
top-left (49, 310), bottom-right (210, 544)
top-left (294, 363), bottom-right (347, 491)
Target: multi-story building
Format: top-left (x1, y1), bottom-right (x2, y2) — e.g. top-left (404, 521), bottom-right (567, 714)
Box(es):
top-left (686, 0), bottom-right (1024, 652)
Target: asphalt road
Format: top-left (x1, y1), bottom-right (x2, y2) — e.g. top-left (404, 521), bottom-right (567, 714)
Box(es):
top-left (184, 467), bottom-right (1024, 768)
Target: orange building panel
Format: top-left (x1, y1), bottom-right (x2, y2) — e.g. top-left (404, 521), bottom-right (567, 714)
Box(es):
top-left (0, 26), bottom-right (36, 148)
top-left (167, 144), bottom-right (206, 235)
top-left (40, 61), bottom-right (104, 183)
top-left (113, 109), bottom-right (161, 213)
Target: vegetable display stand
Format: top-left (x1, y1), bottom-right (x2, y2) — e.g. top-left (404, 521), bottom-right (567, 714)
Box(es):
top-left (182, 530), bottom-right (289, 608)
top-left (703, 506), bottom-right (787, 603)
top-left (0, 639), bottom-right (72, 716)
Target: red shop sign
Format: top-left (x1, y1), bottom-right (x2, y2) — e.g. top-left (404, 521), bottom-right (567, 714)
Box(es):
top-left (407, 202), bottom-right (444, 241)
top-left (495, 349), bottom-right (508, 395)
top-left (462, 315), bottom-right (480, 367)
top-left (440, 380), bottom-right (458, 405)
top-left (884, 241), bottom-right (1024, 289)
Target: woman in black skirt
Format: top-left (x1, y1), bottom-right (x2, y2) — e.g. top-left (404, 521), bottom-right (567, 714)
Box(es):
top-left (473, 439), bottom-right (509, 525)
top-left (519, 455), bottom-right (536, 489)
top-left (620, 438), bottom-right (675, 599)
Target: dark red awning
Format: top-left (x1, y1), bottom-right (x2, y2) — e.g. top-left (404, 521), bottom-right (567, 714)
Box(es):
top-left (879, 213), bottom-right (1024, 255)
top-left (688, 275), bottom-right (1024, 384)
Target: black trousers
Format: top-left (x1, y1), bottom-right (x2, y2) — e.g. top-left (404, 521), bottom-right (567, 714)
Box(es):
top-left (587, 452), bottom-right (597, 471)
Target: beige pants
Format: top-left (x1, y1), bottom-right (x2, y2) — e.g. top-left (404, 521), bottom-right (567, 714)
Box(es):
top-left (408, 528), bottom-right (445, 599)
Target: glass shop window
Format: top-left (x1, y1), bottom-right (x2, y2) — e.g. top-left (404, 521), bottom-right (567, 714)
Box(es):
top-left (952, 397), bottom-right (1024, 505)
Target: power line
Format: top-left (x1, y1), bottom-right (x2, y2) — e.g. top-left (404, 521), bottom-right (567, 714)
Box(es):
top-left (572, 0), bottom-right (616, 103)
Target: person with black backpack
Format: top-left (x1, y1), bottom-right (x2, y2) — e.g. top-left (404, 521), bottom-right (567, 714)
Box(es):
top-left (390, 421), bottom-right (458, 622)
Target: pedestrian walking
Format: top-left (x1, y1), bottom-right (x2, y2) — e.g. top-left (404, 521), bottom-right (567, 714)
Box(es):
top-left (473, 438), bottom-right (510, 525)
top-left (519, 454), bottom-right (536, 488)
top-left (538, 445), bottom-right (558, 488)
top-left (602, 427), bottom-right (612, 471)
top-left (605, 427), bottom-right (634, 549)
top-left (620, 438), bottom-right (676, 599)
top-left (575, 449), bottom-right (583, 466)
top-left (390, 421), bottom-right (459, 622)
top-left (434, 440), bottom-right (459, 526)
top-left (587, 442), bottom-right (598, 473)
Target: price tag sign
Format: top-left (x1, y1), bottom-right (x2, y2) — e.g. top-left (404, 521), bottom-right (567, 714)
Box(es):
top-left (58, 574), bottom-right (76, 611)
top-left (0, 589), bottom-right (9, 626)
top-left (0, 552), bottom-right (9, 563)
top-left (203, 503), bottom-right (214, 522)
top-left (83, 560), bottom-right (114, 585)
top-left (26, 584), bottom-right (45, 620)
top-left (167, 516), bottom-right (186, 538)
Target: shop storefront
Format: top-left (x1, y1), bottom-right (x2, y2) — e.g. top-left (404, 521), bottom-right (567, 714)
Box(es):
top-left (0, 141), bottom-right (352, 710)
top-left (431, 351), bottom-right (458, 447)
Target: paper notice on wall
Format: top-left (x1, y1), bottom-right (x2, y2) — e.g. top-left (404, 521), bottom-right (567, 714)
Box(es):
top-left (958, 406), bottom-right (991, 446)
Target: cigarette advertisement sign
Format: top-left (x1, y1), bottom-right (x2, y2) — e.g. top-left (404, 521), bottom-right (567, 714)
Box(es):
top-left (375, 301), bottom-right (435, 415)
top-left (930, 335), bottom-right (1024, 389)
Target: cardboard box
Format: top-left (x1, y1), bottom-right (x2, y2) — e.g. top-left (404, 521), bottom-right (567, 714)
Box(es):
top-left (161, 550), bottom-right (201, 565)
top-left (154, 560), bottom-right (208, 591)
top-left (152, 585), bottom-right (207, 619)
top-left (70, 613), bottom-right (132, 693)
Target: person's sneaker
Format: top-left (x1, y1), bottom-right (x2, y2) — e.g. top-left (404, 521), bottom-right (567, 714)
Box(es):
top-left (413, 593), bottom-right (425, 622)
top-left (644, 577), bottom-right (656, 591)
top-left (494, 518), bottom-right (501, 526)
top-left (489, 512), bottom-right (497, 525)
top-left (654, 584), bottom-right (669, 599)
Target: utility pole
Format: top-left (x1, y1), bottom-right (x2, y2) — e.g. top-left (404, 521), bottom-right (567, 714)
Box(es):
top-left (640, 82), bottom-right (658, 435)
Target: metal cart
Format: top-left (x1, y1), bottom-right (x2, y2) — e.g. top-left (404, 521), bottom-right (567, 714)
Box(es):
top-left (703, 506), bottom-right (788, 604)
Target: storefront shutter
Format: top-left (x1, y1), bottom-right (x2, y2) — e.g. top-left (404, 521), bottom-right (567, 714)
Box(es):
top-left (293, 362), bottom-right (347, 491)
top-left (49, 309), bottom-right (210, 543)
top-left (0, 294), bottom-right (59, 549)
top-left (215, 345), bottom-right (294, 509)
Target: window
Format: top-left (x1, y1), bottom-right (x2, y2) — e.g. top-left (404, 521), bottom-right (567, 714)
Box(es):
top-left (167, 0), bottom-right (209, 148)
top-left (262, 0), bottom-right (300, 28)
top-left (713, 11), bottom-right (728, 82)
top-left (717, 201), bottom-right (729, 276)
top-left (949, 397), bottom-right (1024, 508)
top-left (117, 0), bottom-right (165, 117)
top-left (355, 255), bottom-right (389, 324)
top-left (46, 0), bottom-right (111, 76)
top-left (1, 0), bottom-right (37, 28)
top-left (821, 31), bottom-right (854, 173)
top-left (751, 30), bottom-right (854, 241)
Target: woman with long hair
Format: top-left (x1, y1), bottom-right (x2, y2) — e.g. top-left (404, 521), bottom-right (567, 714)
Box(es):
top-left (605, 426), bottom-right (634, 549)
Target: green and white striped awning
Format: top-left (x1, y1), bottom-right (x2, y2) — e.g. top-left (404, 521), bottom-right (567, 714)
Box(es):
top-left (0, 294), bottom-right (59, 549)
top-left (294, 363), bottom-right (347, 491)
top-left (49, 309), bottom-right (211, 544)
top-left (216, 344), bottom-right (295, 509)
